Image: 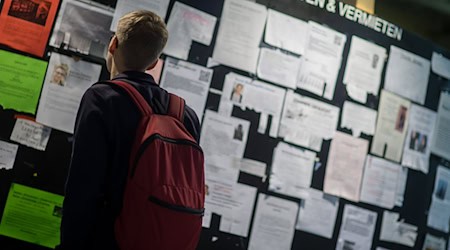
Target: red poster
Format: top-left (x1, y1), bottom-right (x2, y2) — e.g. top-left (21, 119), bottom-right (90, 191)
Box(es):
top-left (0, 0), bottom-right (59, 57)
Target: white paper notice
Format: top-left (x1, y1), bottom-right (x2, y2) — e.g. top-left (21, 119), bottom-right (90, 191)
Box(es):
top-left (346, 84), bottom-right (369, 104)
top-left (336, 204), bottom-right (377, 250)
top-left (0, 140), bottom-right (19, 170)
top-left (380, 211), bottom-right (418, 247)
top-left (371, 90), bottom-right (411, 162)
top-left (341, 101), bottom-right (377, 137)
top-left (431, 92), bottom-right (450, 161)
top-left (203, 177), bottom-right (257, 237)
top-left (343, 36), bottom-right (386, 100)
top-left (428, 165), bottom-right (450, 233)
top-left (204, 154), bottom-right (240, 185)
top-left (402, 104), bottom-right (437, 173)
top-left (296, 188), bottom-right (339, 239)
top-left (279, 90), bottom-right (340, 151)
top-left (269, 142), bottom-right (316, 199)
top-left (164, 2), bottom-right (217, 60)
top-left (50, 0), bottom-right (113, 57)
top-left (219, 72), bottom-right (286, 137)
top-left (323, 131), bottom-right (368, 202)
top-left (360, 155), bottom-right (401, 209)
top-left (384, 45), bottom-right (431, 104)
top-left (212, 0), bottom-right (267, 73)
top-left (218, 183), bottom-right (257, 237)
top-left (160, 57), bottom-right (213, 120)
top-left (235, 158), bottom-right (267, 179)
top-left (10, 118), bottom-right (51, 151)
top-left (36, 52), bottom-right (102, 134)
top-left (248, 194), bottom-right (298, 250)
top-left (431, 52), bottom-right (450, 79)
top-left (256, 48), bottom-right (301, 89)
top-left (434, 166), bottom-right (450, 201)
top-left (395, 167), bottom-right (408, 207)
top-left (264, 9), bottom-right (308, 55)
top-left (297, 21), bottom-right (346, 100)
top-left (111, 0), bottom-right (170, 32)
top-left (200, 110), bottom-right (250, 158)
top-left (422, 234), bottom-right (447, 250)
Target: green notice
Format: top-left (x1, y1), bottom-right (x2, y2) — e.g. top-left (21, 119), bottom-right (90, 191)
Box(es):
top-left (0, 50), bottom-right (47, 114)
top-left (0, 183), bottom-right (64, 248)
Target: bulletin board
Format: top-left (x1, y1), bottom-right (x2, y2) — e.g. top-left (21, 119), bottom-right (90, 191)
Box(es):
top-left (0, 0), bottom-right (449, 249)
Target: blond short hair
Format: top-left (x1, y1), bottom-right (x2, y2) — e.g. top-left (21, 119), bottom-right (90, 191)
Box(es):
top-left (55, 64), bottom-right (69, 76)
top-left (116, 10), bottom-right (168, 70)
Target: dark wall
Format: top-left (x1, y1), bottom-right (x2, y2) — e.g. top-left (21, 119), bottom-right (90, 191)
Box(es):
top-left (0, 0), bottom-right (449, 249)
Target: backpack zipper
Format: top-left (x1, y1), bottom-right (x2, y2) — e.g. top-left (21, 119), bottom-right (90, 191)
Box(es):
top-left (148, 196), bottom-right (204, 216)
top-left (131, 133), bottom-right (203, 178)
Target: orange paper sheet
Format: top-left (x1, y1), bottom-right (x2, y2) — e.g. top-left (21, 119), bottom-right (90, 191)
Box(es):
top-left (0, 0), bottom-right (60, 57)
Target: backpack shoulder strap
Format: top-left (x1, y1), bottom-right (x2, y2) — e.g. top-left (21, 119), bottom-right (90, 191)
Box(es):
top-left (167, 93), bottom-right (185, 122)
top-left (107, 80), bottom-right (153, 116)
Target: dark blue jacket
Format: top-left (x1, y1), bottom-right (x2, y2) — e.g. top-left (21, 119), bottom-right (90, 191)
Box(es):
top-left (59, 71), bottom-right (201, 249)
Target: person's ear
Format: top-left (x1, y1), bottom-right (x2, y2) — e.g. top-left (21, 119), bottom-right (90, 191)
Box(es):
top-left (146, 59), bottom-right (159, 71)
top-left (108, 35), bottom-right (118, 54)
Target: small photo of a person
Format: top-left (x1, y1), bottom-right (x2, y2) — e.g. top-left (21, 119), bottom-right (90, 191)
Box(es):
top-left (371, 54), bottom-right (379, 69)
top-left (394, 105), bottom-right (407, 132)
top-left (230, 83), bottom-right (244, 103)
top-left (409, 131), bottom-right (418, 150)
top-left (418, 134), bottom-right (427, 153)
top-left (435, 179), bottom-right (448, 200)
top-left (233, 124), bottom-right (244, 141)
top-left (50, 63), bottom-right (69, 86)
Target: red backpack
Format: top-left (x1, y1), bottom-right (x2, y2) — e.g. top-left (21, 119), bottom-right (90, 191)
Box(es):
top-left (109, 80), bottom-right (205, 250)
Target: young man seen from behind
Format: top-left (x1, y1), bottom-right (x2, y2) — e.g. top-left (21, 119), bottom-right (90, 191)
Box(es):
top-left (59, 11), bottom-right (202, 249)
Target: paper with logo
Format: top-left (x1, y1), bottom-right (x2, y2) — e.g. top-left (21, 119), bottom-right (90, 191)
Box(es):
top-left (160, 57), bottom-right (213, 121)
top-left (0, 183), bottom-right (64, 248)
